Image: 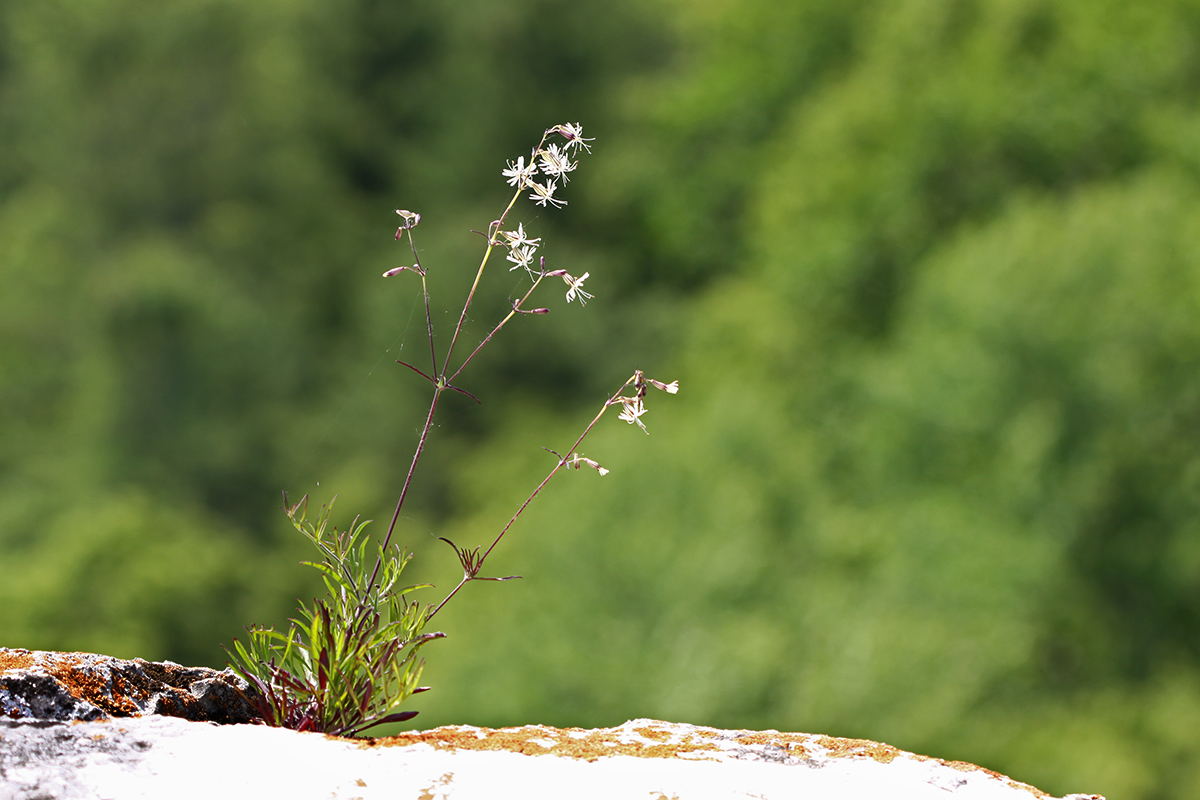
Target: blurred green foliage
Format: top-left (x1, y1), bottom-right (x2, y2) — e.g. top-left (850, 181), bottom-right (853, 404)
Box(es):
top-left (3, 0), bottom-right (1200, 797)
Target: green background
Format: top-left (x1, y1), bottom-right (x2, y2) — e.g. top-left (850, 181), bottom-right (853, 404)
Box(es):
top-left (4, 1), bottom-right (1200, 797)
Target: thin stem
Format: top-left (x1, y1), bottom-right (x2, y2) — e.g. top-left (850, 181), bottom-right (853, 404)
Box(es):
top-left (480, 378), bottom-right (631, 565)
top-left (441, 196), bottom-right (517, 373)
top-left (372, 387), bottom-right (443, 590)
top-left (426, 376), bottom-right (635, 622)
top-left (397, 227), bottom-right (438, 378)
top-left (396, 360), bottom-right (436, 385)
top-left (449, 273), bottom-right (546, 383)
top-left (426, 575), bottom-right (470, 621)
top-left (413, 262), bottom-right (438, 380)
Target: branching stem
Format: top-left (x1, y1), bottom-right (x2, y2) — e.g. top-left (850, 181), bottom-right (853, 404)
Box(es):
top-left (371, 131), bottom-right (555, 593)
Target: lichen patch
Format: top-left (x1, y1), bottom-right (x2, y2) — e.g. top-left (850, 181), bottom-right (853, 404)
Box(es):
top-left (354, 721), bottom-right (726, 762)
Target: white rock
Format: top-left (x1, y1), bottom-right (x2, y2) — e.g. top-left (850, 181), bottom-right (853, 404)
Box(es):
top-left (0, 716), bottom-right (1104, 800)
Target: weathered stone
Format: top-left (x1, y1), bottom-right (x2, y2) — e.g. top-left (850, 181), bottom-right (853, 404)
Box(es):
top-left (0, 715), bottom-right (1105, 800)
top-left (0, 652), bottom-right (1104, 799)
top-left (0, 649), bottom-right (258, 725)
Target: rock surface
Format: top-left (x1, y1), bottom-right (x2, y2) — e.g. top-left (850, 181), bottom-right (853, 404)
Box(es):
top-left (0, 648), bottom-right (257, 725)
top-left (0, 650), bottom-right (1104, 800)
top-left (0, 716), bottom-right (1105, 800)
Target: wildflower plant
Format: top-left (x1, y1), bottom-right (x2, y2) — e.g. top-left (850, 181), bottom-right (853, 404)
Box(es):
top-left (226, 123), bottom-right (677, 736)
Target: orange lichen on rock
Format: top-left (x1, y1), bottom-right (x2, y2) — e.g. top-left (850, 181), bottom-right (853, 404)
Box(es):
top-left (0, 648), bottom-right (259, 724)
top-left (0, 651), bottom-right (36, 672)
top-left (354, 720), bottom-right (874, 766)
top-left (355, 721), bottom-right (728, 762)
top-left (1, 649), bottom-right (141, 717)
top-left (813, 734), bottom-right (902, 764)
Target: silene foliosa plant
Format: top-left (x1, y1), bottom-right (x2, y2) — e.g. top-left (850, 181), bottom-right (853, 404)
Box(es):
top-left (224, 124), bottom-right (679, 737)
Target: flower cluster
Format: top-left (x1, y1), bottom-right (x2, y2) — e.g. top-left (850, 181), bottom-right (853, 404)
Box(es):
top-left (501, 123), bottom-right (593, 204)
top-left (495, 124), bottom-right (597, 305)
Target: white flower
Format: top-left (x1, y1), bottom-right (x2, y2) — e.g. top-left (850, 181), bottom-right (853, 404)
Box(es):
top-left (506, 244), bottom-right (538, 271)
top-left (648, 378), bottom-right (680, 394)
top-left (617, 397), bottom-right (648, 433)
top-left (562, 271), bottom-right (593, 305)
top-left (551, 122), bottom-right (594, 154)
top-left (528, 179), bottom-right (567, 208)
top-left (499, 223), bottom-right (541, 250)
top-left (502, 155), bottom-right (538, 188)
top-left (537, 143), bottom-right (577, 183)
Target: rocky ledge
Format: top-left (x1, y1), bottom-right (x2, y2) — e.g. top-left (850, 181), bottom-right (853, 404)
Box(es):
top-left (0, 648), bottom-right (257, 725)
top-left (0, 650), bottom-right (1104, 800)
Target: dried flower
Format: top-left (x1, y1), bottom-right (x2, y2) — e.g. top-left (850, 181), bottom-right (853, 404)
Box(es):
top-left (567, 453), bottom-right (609, 476)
